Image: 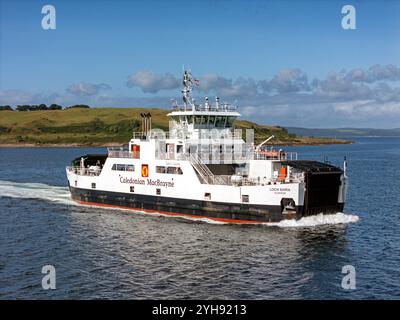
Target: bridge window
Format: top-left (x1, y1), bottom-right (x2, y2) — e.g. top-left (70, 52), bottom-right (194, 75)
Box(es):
top-left (242, 195), bottom-right (249, 203)
top-left (208, 116), bottom-right (215, 126)
top-left (215, 116), bottom-right (224, 128)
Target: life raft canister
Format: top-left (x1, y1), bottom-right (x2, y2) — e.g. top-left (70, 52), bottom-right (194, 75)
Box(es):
top-left (141, 164), bottom-right (149, 177)
top-left (132, 144), bottom-right (140, 159)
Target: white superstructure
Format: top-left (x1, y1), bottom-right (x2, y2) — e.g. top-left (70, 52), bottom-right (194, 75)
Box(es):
top-left (66, 71), bottom-right (347, 223)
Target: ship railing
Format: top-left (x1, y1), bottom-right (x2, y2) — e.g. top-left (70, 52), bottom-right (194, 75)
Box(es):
top-left (108, 145), bottom-right (298, 163)
top-left (189, 153), bottom-right (216, 184)
top-left (172, 103), bottom-right (238, 112)
top-left (154, 150), bottom-right (298, 163)
top-left (108, 149), bottom-right (132, 158)
top-left (67, 166), bottom-right (102, 176)
top-left (133, 131), bottom-right (243, 140)
top-left (186, 171), bottom-right (304, 186)
top-left (131, 132), bottom-right (173, 140)
top-left (254, 151), bottom-right (298, 161)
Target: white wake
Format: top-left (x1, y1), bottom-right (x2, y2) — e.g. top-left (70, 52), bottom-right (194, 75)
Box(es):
top-left (269, 212), bottom-right (359, 228)
top-left (0, 180), bottom-right (74, 205)
top-left (0, 180), bottom-right (359, 227)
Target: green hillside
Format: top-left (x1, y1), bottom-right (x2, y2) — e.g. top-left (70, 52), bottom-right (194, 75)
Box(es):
top-left (0, 108), bottom-right (351, 146)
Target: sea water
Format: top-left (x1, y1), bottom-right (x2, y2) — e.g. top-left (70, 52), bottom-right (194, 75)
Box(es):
top-left (0, 138), bottom-right (399, 299)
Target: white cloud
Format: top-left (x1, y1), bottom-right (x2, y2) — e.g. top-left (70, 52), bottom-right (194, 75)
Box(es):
top-left (66, 82), bottom-right (111, 96)
top-left (126, 71), bottom-right (179, 93)
top-left (2, 65), bottom-right (400, 128)
top-left (241, 106), bottom-right (257, 116)
top-left (260, 68), bottom-right (309, 94)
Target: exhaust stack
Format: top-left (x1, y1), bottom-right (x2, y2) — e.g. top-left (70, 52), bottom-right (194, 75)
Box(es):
top-left (140, 113), bottom-right (152, 138)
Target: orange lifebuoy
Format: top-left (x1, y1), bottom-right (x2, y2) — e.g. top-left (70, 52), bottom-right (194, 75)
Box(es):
top-left (141, 164), bottom-right (149, 177)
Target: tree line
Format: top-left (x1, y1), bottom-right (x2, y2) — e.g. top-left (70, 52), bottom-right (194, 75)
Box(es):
top-left (0, 104), bottom-right (91, 111)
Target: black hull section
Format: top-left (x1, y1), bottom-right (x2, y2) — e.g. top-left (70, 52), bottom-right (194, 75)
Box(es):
top-left (282, 160), bottom-right (345, 216)
top-left (303, 171), bottom-right (344, 215)
top-left (69, 187), bottom-right (302, 223)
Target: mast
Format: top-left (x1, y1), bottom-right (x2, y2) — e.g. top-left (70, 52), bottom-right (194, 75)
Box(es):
top-left (182, 70), bottom-right (194, 111)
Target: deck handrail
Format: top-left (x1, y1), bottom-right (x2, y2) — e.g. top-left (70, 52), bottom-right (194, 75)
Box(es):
top-left (67, 166), bottom-right (102, 176)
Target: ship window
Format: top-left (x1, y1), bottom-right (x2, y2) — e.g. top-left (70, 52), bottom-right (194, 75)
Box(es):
top-left (166, 166), bottom-right (183, 174)
top-left (157, 166), bottom-right (183, 174)
top-left (156, 166), bottom-right (166, 173)
top-left (208, 116), bottom-right (216, 126)
top-left (187, 115), bottom-right (193, 124)
top-left (166, 167), bottom-right (175, 174)
top-left (227, 117), bottom-right (235, 127)
top-left (156, 188), bottom-right (161, 195)
top-left (91, 183), bottom-right (96, 189)
top-left (194, 116), bottom-right (201, 124)
top-left (204, 192), bottom-right (211, 200)
top-left (215, 116), bottom-right (224, 127)
top-left (177, 145), bottom-right (183, 153)
top-left (201, 116), bottom-right (207, 125)
top-left (242, 195), bottom-right (249, 203)
top-left (130, 186), bottom-right (135, 193)
top-left (74, 180), bottom-right (77, 187)
top-left (112, 164), bottom-right (134, 171)
top-left (116, 164), bottom-right (126, 171)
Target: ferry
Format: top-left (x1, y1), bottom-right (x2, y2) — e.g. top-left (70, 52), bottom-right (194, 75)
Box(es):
top-left (66, 70), bottom-right (348, 224)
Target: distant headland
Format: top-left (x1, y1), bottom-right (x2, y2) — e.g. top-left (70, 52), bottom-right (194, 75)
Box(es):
top-left (0, 106), bottom-right (352, 147)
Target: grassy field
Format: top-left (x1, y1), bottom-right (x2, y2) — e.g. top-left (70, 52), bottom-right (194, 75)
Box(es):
top-left (0, 108), bottom-right (351, 146)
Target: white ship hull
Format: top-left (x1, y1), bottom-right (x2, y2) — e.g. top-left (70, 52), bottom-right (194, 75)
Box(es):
top-left (66, 156), bottom-right (344, 223)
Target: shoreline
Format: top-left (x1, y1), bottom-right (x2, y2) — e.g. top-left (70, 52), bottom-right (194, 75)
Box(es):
top-left (0, 140), bottom-right (354, 148)
top-left (0, 143), bottom-right (122, 148)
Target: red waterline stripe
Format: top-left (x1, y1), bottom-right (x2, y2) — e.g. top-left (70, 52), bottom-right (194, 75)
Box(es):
top-left (76, 200), bottom-right (264, 225)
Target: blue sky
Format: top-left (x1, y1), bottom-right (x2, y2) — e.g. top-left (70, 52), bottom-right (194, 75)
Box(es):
top-left (1, 0), bottom-right (400, 128)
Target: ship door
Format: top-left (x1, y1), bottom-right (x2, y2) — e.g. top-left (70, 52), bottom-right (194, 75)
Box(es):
top-left (166, 143), bottom-right (175, 160)
top-left (177, 145), bottom-right (183, 159)
top-left (188, 145), bottom-right (197, 155)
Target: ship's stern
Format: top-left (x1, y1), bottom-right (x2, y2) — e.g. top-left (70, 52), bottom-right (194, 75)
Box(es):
top-left (282, 160), bottom-right (347, 217)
